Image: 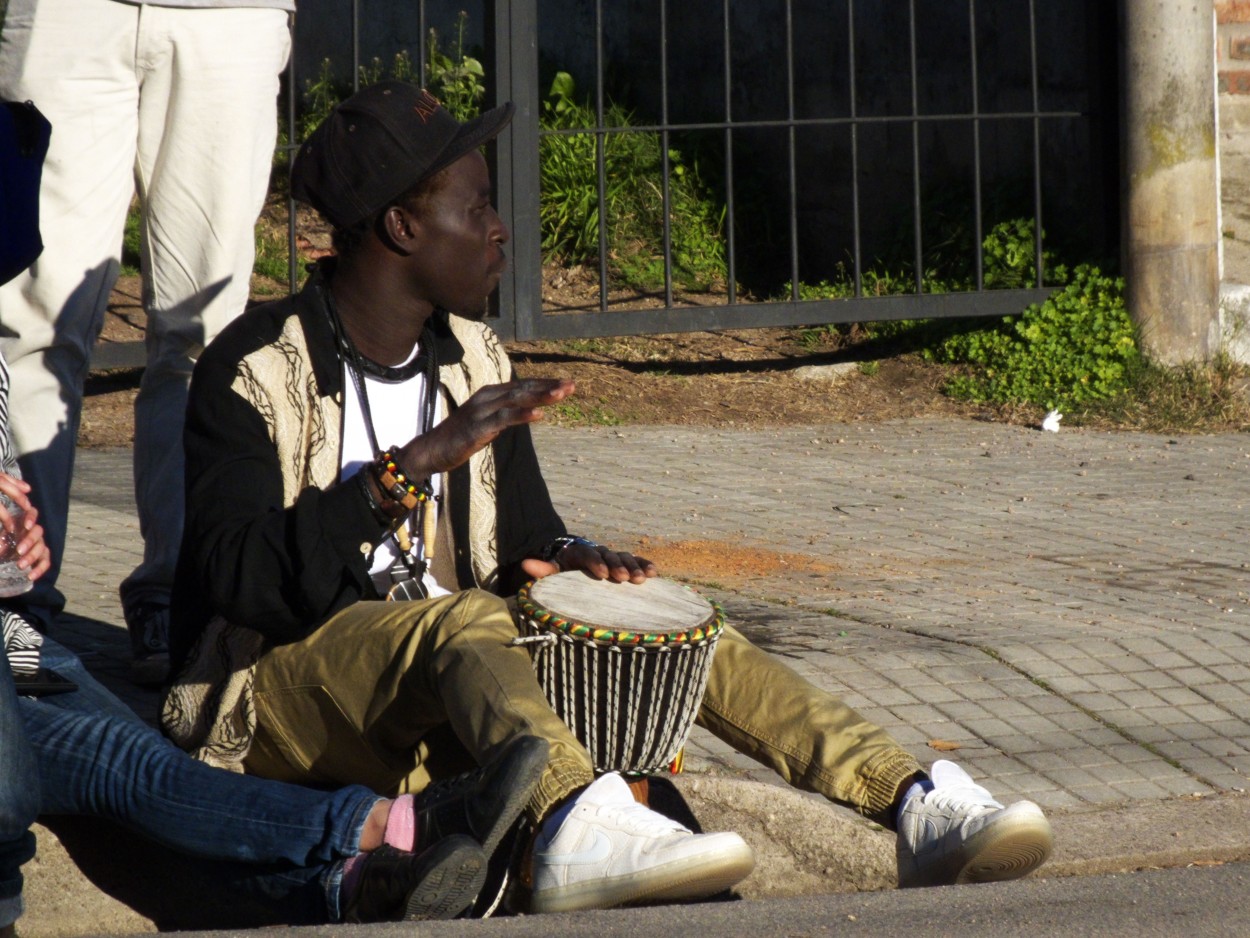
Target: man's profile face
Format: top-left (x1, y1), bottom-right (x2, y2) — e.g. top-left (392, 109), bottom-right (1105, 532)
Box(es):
top-left (406, 150), bottom-right (509, 319)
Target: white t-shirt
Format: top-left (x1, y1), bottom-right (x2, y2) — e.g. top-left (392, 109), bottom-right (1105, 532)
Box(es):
top-left (340, 344), bottom-right (449, 598)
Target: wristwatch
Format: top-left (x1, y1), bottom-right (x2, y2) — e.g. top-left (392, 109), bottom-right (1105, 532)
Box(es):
top-left (540, 535), bottom-right (600, 564)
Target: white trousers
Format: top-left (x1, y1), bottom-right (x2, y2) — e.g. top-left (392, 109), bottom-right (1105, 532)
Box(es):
top-left (0, 0), bottom-right (290, 626)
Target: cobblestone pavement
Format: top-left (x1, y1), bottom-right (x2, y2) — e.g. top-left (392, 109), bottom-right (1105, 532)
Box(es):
top-left (58, 417), bottom-right (1250, 812)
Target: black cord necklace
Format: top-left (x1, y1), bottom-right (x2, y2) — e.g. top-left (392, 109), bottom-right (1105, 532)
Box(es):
top-left (320, 281), bottom-right (439, 584)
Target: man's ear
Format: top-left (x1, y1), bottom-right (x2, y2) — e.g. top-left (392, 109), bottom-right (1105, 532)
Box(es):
top-left (378, 204), bottom-right (420, 256)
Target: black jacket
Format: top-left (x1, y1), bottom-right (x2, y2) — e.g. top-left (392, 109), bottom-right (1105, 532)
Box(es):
top-left (168, 270), bottom-right (566, 674)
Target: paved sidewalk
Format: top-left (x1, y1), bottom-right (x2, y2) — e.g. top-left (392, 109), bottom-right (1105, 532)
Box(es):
top-left (31, 417), bottom-right (1250, 932)
top-left (55, 417), bottom-right (1250, 802)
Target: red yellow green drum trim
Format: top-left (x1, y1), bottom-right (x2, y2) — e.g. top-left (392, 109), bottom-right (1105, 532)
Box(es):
top-left (517, 579), bottom-right (724, 647)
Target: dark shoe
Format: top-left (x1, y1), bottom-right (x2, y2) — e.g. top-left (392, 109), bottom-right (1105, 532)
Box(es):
top-left (414, 735), bottom-right (549, 858)
top-left (343, 837), bottom-right (486, 922)
top-left (470, 817), bottom-right (530, 918)
top-left (124, 601), bottom-right (169, 687)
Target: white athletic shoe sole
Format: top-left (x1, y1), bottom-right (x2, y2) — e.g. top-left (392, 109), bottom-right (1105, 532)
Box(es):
top-left (900, 800), bottom-right (1053, 888)
top-left (530, 831), bottom-right (755, 914)
top-left (952, 801), bottom-right (1053, 884)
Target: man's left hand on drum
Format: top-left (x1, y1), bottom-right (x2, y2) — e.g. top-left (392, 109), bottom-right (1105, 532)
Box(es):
top-left (521, 542), bottom-right (657, 585)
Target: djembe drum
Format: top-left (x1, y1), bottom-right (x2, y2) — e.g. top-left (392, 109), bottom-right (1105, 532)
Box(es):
top-left (515, 572), bottom-right (724, 775)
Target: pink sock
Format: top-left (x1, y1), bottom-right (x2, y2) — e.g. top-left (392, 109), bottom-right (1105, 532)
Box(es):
top-left (341, 795), bottom-right (420, 907)
top-left (383, 794), bottom-right (418, 852)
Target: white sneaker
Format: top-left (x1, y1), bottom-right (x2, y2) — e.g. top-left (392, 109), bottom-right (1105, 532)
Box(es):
top-left (896, 760), bottom-right (1053, 888)
top-left (530, 772), bottom-right (755, 913)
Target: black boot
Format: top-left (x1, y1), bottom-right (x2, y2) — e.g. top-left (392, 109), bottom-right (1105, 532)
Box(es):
top-left (414, 735), bottom-right (550, 858)
top-left (343, 837), bottom-right (486, 922)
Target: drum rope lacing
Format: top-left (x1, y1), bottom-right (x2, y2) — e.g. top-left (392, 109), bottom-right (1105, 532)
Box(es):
top-left (513, 578), bottom-right (725, 773)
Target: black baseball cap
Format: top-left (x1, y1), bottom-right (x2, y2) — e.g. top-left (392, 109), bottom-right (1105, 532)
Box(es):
top-left (290, 80), bottom-right (514, 230)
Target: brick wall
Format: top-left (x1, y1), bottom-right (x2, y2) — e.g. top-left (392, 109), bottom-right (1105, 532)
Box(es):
top-left (1218, 0), bottom-right (1250, 94)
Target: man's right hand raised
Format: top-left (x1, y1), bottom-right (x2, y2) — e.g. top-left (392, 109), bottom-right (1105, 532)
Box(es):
top-left (394, 378), bottom-right (574, 482)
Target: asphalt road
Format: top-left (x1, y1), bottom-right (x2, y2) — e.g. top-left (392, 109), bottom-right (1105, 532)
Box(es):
top-left (165, 861), bottom-right (1250, 938)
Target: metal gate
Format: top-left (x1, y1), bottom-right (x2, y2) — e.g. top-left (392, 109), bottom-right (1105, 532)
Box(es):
top-left (254, 0), bottom-right (1118, 350)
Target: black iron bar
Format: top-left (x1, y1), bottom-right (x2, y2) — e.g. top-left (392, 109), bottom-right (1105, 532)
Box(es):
top-left (970, 0), bottom-right (984, 290)
top-left (849, 0), bottom-right (862, 298)
top-left (594, 0), bottom-right (608, 312)
top-left (786, 0), bottom-right (800, 302)
top-left (660, 0), bottom-right (674, 308)
top-left (909, 0), bottom-right (923, 294)
top-left (1029, 0), bottom-right (1045, 285)
top-left (538, 108), bottom-right (1079, 138)
top-left (722, 0), bottom-right (737, 305)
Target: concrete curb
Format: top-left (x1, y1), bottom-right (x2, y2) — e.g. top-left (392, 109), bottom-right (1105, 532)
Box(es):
top-left (24, 775), bottom-right (1250, 938)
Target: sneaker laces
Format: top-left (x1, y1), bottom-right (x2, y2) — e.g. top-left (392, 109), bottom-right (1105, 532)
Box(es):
top-left (920, 761), bottom-right (1002, 814)
top-left (554, 774), bottom-right (691, 841)
top-left (593, 795), bottom-right (691, 838)
top-left (922, 784), bottom-right (1002, 815)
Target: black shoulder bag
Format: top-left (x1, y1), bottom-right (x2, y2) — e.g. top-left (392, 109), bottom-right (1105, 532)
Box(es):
top-left (0, 99), bottom-right (51, 286)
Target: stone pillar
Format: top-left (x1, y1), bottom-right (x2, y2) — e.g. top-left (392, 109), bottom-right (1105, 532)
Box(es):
top-left (1122, 0), bottom-right (1221, 364)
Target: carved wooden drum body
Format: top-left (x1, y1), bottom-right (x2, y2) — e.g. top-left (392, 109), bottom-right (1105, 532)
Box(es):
top-left (517, 572), bottom-right (724, 774)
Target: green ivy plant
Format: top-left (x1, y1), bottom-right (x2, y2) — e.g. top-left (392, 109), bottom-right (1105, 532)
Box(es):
top-left (924, 220), bottom-right (1136, 409)
top-left (929, 263), bottom-right (1139, 409)
top-left (979, 217), bottom-right (1068, 290)
top-left (787, 219), bottom-right (1137, 411)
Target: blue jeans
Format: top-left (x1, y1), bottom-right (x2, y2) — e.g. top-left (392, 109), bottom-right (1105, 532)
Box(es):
top-left (0, 663), bottom-right (38, 929)
top-left (13, 639), bottom-right (383, 924)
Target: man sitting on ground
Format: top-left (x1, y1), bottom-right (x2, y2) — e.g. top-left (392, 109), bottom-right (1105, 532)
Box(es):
top-left (0, 352), bottom-right (548, 929)
top-left (164, 81), bottom-right (1053, 914)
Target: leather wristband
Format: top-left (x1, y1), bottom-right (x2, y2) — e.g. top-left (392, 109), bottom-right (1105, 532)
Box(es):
top-left (356, 471), bottom-right (398, 525)
top-left (376, 465), bottom-right (421, 511)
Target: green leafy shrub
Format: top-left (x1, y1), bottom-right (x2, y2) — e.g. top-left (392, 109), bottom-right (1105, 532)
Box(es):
top-left (539, 71), bottom-right (726, 292)
top-left (979, 218), bottom-right (1067, 290)
top-left (418, 12), bottom-right (484, 121)
top-left (121, 203), bottom-right (142, 276)
top-left (929, 264), bottom-right (1139, 409)
top-left (784, 218), bottom-right (1128, 410)
top-left (785, 266), bottom-right (950, 306)
top-left (927, 220), bottom-right (1136, 409)
top-left (294, 12), bottom-right (483, 147)
top-left (787, 219), bottom-right (1064, 303)
top-left (252, 223), bottom-right (298, 293)
top-left (783, 268), bottom-right (935, 348)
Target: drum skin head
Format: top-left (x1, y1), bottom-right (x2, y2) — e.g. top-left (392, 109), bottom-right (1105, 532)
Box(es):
top-left (528, 572), bottom-right (713, 635)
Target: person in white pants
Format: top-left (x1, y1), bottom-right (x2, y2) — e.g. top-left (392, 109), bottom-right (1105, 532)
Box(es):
top-left (0, 0), bottom-right (292, 682)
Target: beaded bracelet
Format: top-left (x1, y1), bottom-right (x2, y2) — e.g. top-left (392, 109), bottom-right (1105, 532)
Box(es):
top-left (374, 449), bottom-right (433, 512)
